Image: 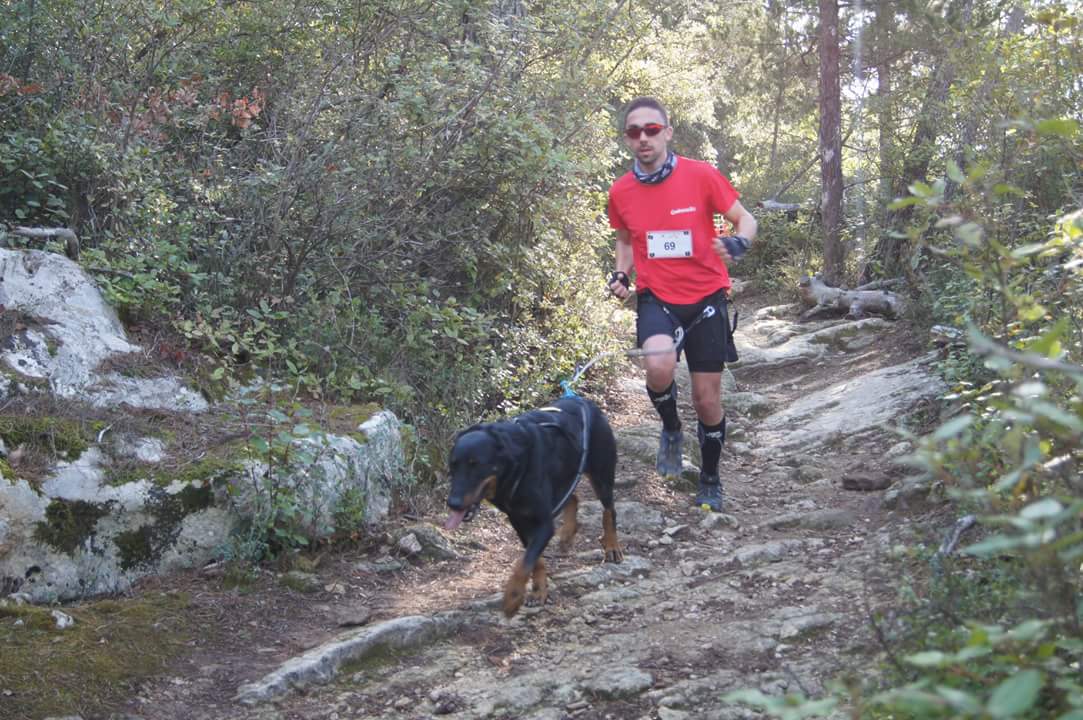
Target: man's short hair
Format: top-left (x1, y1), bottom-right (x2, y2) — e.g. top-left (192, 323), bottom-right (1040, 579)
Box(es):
top-left (623, 97), bottom-right (669, 126)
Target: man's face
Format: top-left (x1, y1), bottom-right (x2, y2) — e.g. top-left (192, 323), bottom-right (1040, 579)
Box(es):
top-left (623, 107), bottom-right (672, 172)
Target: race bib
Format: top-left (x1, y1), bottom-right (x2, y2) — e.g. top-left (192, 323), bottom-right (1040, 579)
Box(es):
top-left (647, 229), bottom-right (693, 259)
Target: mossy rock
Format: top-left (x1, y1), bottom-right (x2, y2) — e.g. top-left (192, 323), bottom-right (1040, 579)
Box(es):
top-left (0, 603), bottom-right (59, 631)
top-left (0, 365), bottom-right (50, 391)
top-left (103, 451), bottom-right (243, 488)
top-left (33, 498), bottom-right (111, 554)
top-left (281, 570), bottom-right (322, 594)
top-left (114, 525), bottom-right (157, 571)
top-left (112, 483), bottom-right (216, 570)
top-left (0, 414), bottom-right (95, 462)
top-left (330, 403), bottom-right (381, 438)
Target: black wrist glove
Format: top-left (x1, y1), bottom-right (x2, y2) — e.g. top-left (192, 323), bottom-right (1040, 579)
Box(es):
top-left (608, 270), bottom-right (630, 290)
top-left (720, 235), bottom-right (751, 260)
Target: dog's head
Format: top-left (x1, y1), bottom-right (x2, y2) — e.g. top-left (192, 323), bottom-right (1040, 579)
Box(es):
top-left (445, 423), bottom-right (521, 530)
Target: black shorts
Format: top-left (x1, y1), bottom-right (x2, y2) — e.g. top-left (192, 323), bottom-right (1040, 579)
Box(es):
top-left (636, 290), bottom-right (738, 373)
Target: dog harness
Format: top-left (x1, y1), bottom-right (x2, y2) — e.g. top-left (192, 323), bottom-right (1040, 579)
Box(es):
top-left (510, 400), bottom-right (591, 518)
top-left (463, 398), bottom-right (591, 522)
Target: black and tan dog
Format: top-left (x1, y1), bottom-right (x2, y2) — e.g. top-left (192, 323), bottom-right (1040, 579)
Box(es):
top-left (445, 395), bottom-right (623, 618)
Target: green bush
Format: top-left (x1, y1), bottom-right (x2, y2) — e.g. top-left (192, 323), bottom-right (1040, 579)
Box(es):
top-left (725, 119), bottom-right (1083, 720)
top-left (741, 210), bottom-right (821, 296)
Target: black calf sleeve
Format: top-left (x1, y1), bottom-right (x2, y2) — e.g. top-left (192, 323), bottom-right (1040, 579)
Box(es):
top-left (697, 417), bottom-right (726, 476)
top-left (647, 381), bottom-right (681, 432)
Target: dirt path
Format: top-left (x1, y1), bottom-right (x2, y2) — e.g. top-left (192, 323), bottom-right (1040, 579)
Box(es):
top-left (94, 295), bottom-right (947, 720)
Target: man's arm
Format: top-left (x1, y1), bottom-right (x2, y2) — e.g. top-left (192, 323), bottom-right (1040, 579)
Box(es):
top-left (714, 200), bottom-right (758, 263)
top-left (609, 229), bottom-right (634, 299)
top-left (724, 200), bottom-right (757, 241)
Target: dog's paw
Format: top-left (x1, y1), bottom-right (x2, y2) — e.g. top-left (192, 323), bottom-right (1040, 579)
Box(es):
top-left (503, 563), bottom-right (529, 618)
top-left (503, 585), bottom-right (526, 618)
top-left (529, 574), bottom-right (549, 607)
top-left (604, 547), bottom-right (624, 564)
top-left (526, 588), bottom-right (549, 608)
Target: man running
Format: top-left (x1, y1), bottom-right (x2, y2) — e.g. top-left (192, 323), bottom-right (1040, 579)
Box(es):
top-left (606, 96), bottom-right (758, 512)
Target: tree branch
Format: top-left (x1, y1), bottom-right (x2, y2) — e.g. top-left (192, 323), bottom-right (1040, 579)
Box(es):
top-left (11, 226), bottom-right (80, 259)
top-left (968, 331), bottom-right (1083, 378)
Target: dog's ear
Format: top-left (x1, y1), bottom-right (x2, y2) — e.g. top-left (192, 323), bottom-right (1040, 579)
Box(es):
top-left (489, 423), bottom-right (527, 465)
top-left (452, 423), bottom-right (485, 444)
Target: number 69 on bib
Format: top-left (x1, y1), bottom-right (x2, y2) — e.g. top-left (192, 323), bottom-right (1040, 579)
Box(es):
top-left (646, 229), bottom-right (693, 259)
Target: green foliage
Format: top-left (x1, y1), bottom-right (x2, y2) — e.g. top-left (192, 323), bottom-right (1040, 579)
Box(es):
top-left (722, 688), bottom-right (838, 719)
top-left (724, 121), bottom-right (1083, 719)
top-left (866, 618), bottom-right (1083, 719)
top-left (0, 0), bottom-right (645, 479)
top-left (0, 128), bottom-right (69, 225)
top-left (332, 486), bottom-right (368, 537)
top-left (863, 123), bottom-right (1082, 720)
top-left (741, 211), bottom-right (821, 296)
top-left (224, 397), bottom-right (328, 561)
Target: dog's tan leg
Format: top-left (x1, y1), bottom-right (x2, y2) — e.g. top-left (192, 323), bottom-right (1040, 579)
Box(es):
top-left (555, 494), bottom-right (579, 554)
top-left (530, 557), bottom-right (548, 607)
top-left (503, 559), bottom-right (530, 618)
top-left (600, 507), bottom-right (623, 563)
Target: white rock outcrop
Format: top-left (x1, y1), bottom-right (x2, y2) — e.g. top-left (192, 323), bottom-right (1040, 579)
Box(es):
top-left (0, 247), bottom-right (206, 411)
top-left (0, 248), bottom-right (404, 602)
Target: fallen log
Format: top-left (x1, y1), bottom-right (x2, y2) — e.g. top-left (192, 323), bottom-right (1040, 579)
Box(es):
top-left (798, 274), bottom-right (902, 322)
top-left (854, 278), bottom-right (903, 292)
top-left (12, 226), bottom-right (80, 260)
top-left (755, 199), bottom-right (805, 212)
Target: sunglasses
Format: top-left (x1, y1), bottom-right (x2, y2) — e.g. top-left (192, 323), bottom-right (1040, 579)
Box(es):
top-left (624, 123), bottom-right (666, 140)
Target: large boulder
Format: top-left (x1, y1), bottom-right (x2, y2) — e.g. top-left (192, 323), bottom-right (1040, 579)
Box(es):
top-left (0, 413), bottom-right (403, 603)
top-left (0, 248), bottom-right (206, 411)
top-left (754, 355), bottom-right (947, 454)
top-left (0, 248), bottom-right (406, 602)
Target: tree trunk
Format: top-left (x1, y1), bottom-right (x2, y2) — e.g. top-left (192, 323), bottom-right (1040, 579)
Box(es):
top-left (12, 226), bottom-right (80, 260)
top-left (862, 0), bottom-right (975, 282)
top-left (818, 0), bottom-right (845, 285)
top-left (767, 0), bottom-right (788, 181)
top-left (874, 0), bottom-right (895, 215)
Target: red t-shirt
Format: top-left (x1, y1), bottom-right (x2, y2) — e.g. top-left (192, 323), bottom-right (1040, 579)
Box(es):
top-left (608, 156), bottom-right (740, 304)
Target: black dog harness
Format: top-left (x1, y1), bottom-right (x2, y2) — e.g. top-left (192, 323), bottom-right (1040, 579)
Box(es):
top-left (462, 397), bottom-right (591, 522)
top-left (534, 399), bottom-right (591, 518)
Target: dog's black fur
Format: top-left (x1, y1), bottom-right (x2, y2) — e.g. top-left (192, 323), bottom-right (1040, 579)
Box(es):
top-left (445, 395), bottom-right (623, 617)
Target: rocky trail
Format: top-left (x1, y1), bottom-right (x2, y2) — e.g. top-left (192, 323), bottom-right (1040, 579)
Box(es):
top-left (39, 296), bottom-right (949, 720)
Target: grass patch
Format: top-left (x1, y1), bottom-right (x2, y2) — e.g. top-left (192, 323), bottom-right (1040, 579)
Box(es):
top-left (0, 592), bottom-right (195, 720)
top-left (103, 452), bottom-right (242, 488)
top-left (0, 413), bottom-right (101, 487)
top-left (0, 415), bottom-right (94, 461)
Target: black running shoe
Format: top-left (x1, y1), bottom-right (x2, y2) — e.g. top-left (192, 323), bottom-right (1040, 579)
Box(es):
top-left (656, 428), bottom-right (684, 477)
top-left (694, 473), bottom-right (723, 512)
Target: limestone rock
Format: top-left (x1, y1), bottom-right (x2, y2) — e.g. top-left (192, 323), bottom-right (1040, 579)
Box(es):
top-left (0, 248), bottom-right (207, 412)
top-left (580, 666), bottom-right (653, 700)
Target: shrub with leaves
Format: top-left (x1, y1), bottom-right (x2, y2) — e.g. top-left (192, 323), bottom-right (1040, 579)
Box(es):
top-left (724, 119), bottom-right (1082, 719)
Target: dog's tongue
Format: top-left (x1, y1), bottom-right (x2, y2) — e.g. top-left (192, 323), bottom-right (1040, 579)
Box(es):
top-left (445, 508), bottom-right (466, 530)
